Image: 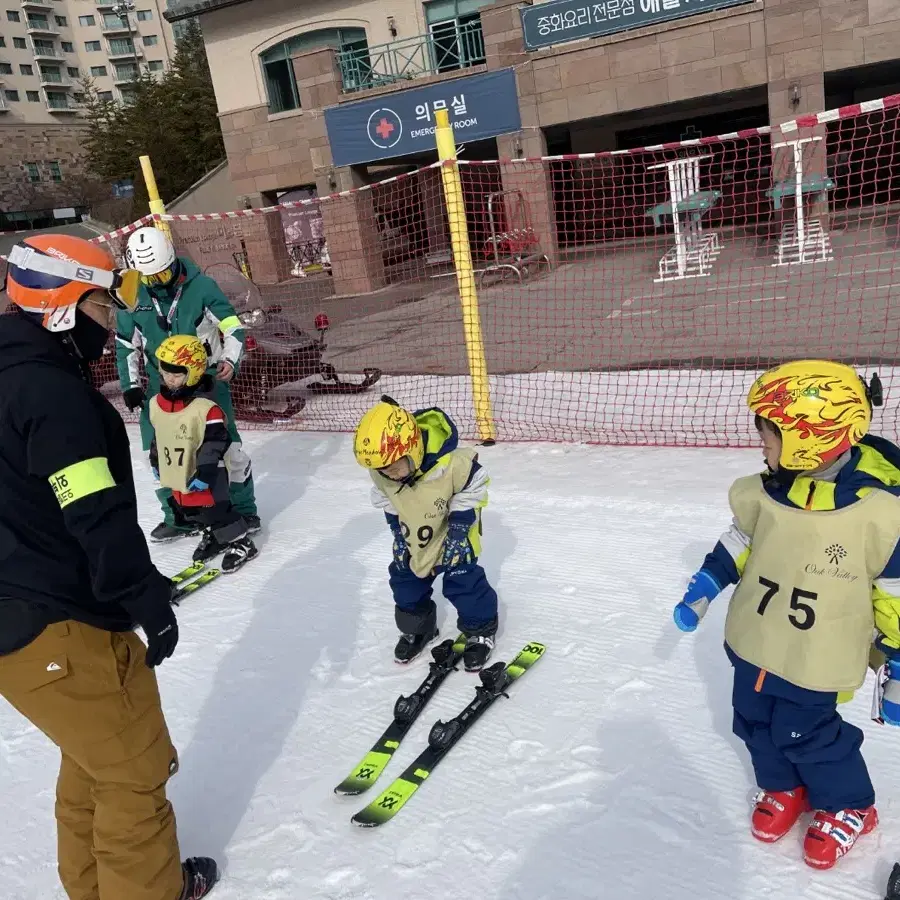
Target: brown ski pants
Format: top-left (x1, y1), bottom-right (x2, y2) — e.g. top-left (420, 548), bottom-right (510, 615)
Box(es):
top-left (0, 620), bottom-right (185, 900)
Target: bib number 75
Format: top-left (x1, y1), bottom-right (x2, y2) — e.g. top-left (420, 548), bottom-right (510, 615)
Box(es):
top-left (756, 576), bottom-right (817, 631)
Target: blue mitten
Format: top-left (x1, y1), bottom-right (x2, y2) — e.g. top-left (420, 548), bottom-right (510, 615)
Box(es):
top-left (441, 520), bottom-right (475, 570)
top-left (151, 466), bottom-right (160, 481)
top-left (875, 637), bottom-right (900, 725)
top-left (187, 477), bottom-right (209, 492)
top-left (386, 514), bottom-right (410, 571)
top-left (882, 662), bottom-right (900, 726)
top-left (673, 570), bottom-right (722, 633)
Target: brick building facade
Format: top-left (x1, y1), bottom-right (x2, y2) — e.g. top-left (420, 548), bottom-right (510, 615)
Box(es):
top-left (166, 0), bottom-right (900, 293)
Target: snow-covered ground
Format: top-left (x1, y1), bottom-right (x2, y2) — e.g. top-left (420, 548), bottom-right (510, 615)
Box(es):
top-left (2, 429), bottom-right (898, 900)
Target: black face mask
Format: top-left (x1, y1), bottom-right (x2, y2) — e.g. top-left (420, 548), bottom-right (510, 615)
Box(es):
top-left (67, 307), bottom-right (110, 362)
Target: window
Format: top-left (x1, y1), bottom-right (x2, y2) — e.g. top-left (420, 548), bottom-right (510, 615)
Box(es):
top-left (147, 59), bottom-right (163, 71)
top-left (98, 89), bottom-right (112, 100)
top-left (49, 161), bottom-right (62, 182)
top-left (41, 66), bottom-right (62, 83)
top-left (24, 162), bottom-right (39, 182)
top-left (102, 13), bottom-right (128, 28)
top-left (0, 37), bottom-right (6, 47)
top-left (424, 0), bottom-right (488, 73)
top-left (260, 29), bottom-right (367, 113)
top-left (5, 89), bottom-right (19, 101)
top-left (54, 15), bottom-right (66, 26)
top-left (0, 62), bottom-right (10, 74)
top-left (137, 9), bottom-right (152, 20)
top-left (6, 10), bottom-right (18, 22)
top-left (26, 90), bottom-right (39, 102)
top-left (18, 63), bottom-right (32, 75)
top-left (115, 63), bottom-right (137, 80)
top-left (73, 91), bottom-right (84, 103)
top-left (67, 66), bottom-right (78, 77)
top-left (61, 40), bottom-right (73, 52)
top-left (46, 92), bottom-right (67, 109)
top-left (27, 15), bottom-right (49, 29)
top-left (79, 15), bottom-right (95, 26)
top-left (142, 34), bottom-right (157, 46)
top-left (85, 40), bottom-right (100, 51)
top-left (13, 37), bottom-right (25, 48)
top-left (90, 65), bottom-right (106, 77)
top-left (109, 37), bottom-right (134, 54)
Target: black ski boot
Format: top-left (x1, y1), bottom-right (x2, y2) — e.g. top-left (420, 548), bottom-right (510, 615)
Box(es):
top-left (222, 536), bottom-right (258, 573)
top-left (193, 529), bottom-right (224, 562)
top-left (151, 521), bottom-right (198, 543)
top-left (244, 514), bottom-right (262, 534)
top-left (178, 856), bottom-right (219, 899)
top-left (463, 634), bottom-right (495, 672)
top-left (394, 628), bottom-right (438, 664)
top-left (886, 863), bottom-right (900, 900)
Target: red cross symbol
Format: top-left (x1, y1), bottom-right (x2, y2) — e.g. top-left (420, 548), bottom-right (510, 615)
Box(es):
top-left (375, 118), bottom-right (395, 141)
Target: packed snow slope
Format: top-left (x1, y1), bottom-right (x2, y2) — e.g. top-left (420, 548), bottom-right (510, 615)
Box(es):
top-left (1, 430), bottom-right (898, 900)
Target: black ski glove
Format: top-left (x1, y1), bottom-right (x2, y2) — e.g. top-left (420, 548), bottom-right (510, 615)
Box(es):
top-left (123, 590), bottom-right (179, 668)
top-left (123, 387), bottom-right (146, 411)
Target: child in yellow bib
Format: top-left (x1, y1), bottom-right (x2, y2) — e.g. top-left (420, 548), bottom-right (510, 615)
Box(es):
top-left (149, 336), bottom-right (258, 574)
top-left (673, 360), bottom-right (900, 870)
top-left (354, 396), bottom-right (498, 672)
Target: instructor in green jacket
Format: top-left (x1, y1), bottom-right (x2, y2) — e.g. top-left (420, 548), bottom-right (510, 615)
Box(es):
top-left (116, 226), bottom-right (260, 542)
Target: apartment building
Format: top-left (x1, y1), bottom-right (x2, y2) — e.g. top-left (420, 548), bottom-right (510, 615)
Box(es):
top-left (166, 0), bottom-right (900, 292)
top-left (0, 0), bottom-right (179, 222)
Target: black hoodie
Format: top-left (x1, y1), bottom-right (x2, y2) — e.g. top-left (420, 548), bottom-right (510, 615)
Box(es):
top-left (0, 311), bottom-right (172, 654)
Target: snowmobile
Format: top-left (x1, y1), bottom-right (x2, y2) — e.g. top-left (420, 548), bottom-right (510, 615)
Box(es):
top-left (204, 263), bottom-right (381, 423)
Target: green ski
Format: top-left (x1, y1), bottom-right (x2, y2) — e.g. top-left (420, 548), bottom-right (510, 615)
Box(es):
top-left (335, 634), bottom-right (467, 796)
top-left (171, 567), bottom-right (221, 604)
top-left (351, 641), bottom-right (546, 827)
top-left (169, 561), bottom-right (207, 585)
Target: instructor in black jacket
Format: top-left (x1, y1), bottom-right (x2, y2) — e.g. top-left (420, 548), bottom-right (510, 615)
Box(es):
top-left (0, 233), bottom-right (217, 900)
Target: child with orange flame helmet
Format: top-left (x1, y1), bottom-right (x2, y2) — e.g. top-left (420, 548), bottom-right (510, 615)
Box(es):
top-left (674, 359), bottom-right (900, 871)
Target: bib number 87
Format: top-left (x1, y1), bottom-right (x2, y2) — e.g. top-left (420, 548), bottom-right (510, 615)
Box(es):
top-left (757, 576), bottom-right (817, 630)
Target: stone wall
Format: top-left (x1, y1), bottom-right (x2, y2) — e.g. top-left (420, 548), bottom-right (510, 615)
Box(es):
top-left (0, 124), bottom-right (91, 211)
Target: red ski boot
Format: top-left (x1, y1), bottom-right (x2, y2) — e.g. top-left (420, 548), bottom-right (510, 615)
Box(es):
top-left (751, 787), bottom-right (809, 843)
top-left (803, 806), bottom-right (877, 870)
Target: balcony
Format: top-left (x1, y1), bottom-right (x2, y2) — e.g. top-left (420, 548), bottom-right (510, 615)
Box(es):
top-left (106, 42), bottom-right (142, 60)
top-left (20, 0), bottom-right (53, 10)
top-left (39, 70), bottom-right (73, 88)
top-left (31, 42), bottom-right (62, 61)
top-left (45, 91), bottom-right (76, 113)
top-left (25, 17), bottom-right (59, 36)
top-left (101, 15), bottom-right (136, 35)
top-left (113, 69), bottom-right (139, 85)
top-left (95, 0), bottom-right (117, 6)
top-left (337, 19), bottom-right (485, 94)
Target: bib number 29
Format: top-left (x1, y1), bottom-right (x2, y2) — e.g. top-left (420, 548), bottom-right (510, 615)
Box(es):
top-left (756, 576), bottom-right (817, 631)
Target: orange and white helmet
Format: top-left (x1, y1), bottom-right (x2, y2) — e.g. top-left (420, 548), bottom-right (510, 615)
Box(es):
top-left (748, 360), bottom-right (875, 471)
top-left (5, 233), bottom-right (140, 332)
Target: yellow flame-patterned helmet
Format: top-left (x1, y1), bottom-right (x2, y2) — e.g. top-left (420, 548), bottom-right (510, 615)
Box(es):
top-left (155, 335), bottom-right (208, 387)
top-left (354, 396), bottom-right (425, 471)
top-left (747, 359), bottom-right (873, 471)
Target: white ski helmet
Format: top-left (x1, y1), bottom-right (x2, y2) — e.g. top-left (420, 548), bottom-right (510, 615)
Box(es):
top-left (126, 227), bottom-right (177, 281)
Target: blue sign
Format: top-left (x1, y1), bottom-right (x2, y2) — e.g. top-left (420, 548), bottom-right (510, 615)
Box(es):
top-left (325, 68), bottom-right (522, 168)
top-left (521, 0), bottom-right (756, 51)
